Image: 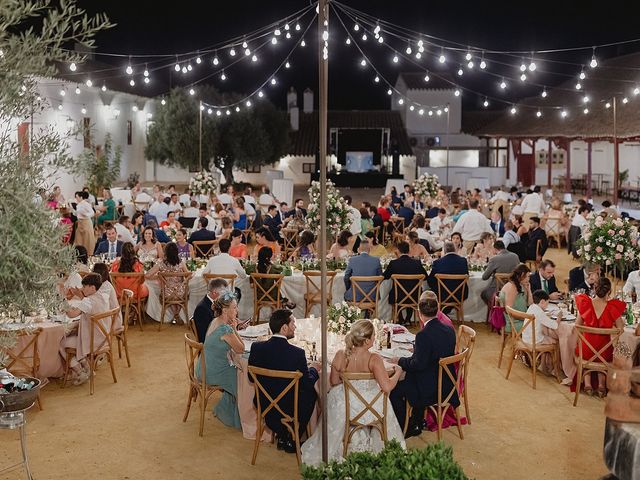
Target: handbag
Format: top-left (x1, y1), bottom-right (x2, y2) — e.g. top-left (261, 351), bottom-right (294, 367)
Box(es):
top-left (489, 304), bottom-right (506, 331)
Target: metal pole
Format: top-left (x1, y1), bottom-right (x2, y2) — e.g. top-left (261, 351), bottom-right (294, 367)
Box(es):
top-left (613, 96), bottom-right (619, 205)
top-left (587, 141), bottom-right (593, 200)
top-left (445, 103), bottom-right (450, 187)
top-left (547, 138), bottom-right (552, 190)
top-left (199, 101), bottom-right (203, 171)
top-left (318, 0), bottom-right (329, 464)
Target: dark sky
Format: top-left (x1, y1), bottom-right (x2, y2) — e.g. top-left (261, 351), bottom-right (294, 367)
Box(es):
top-left (75, 0), bottom-right (640, 110)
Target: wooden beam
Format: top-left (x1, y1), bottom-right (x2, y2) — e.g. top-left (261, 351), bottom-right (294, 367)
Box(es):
top-left (565, 139), bottom-right (571, 193)
top-left (587, 141), bottom-right (592, 199)
top-left (613, 97), bottom-right (619, 205)
top-left (547, 138), bottom-right (553, 189)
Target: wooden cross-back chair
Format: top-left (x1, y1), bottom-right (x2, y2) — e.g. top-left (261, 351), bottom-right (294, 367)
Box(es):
top-left (303, 270), bottom-right (337, 317)
top-left (573, 325), bottom-right (623, 406)
top-left (183, 333), bottom-right (225, 436)
top-left (109, 272), bottom-right (146, 331)
top-left (525, 240), bottom-right (542, 271)
top-left (115, 289), bottom-right (133, 368)
top-left (496, 296), bottom-right (511, 369)
top-left (342, 372), bottom-right (388, 456)
top-left (505, 306), bottom-right (562, 389)
top-left (250, 273), bottom-right (284, 324)
top-left (347, 276), bottom-right (384, 318)
top-left (242, 215), bottom-right (255, 244)
top-left (456, 325), bottom-right (476, 424)
top-left (192, 240), bottom-right (217, 258)
top-left (132, 201), bottom-right (149, 214)
top-left (390, 274), bottom-right (425, 324)
top-left (62, 306), bottom-right (120, 395)
top-left (389, 217), bottom-right (406, 243)
top-left (434, 274), bottom-right (469, 323)
top-left (247, 366), bottom-right (305, 465)
top-left (3, 327), bottom-right (45, 409)
top-left (494, 273), bottom-right (511, 292)
top-left (158, 271), bottom-right (191, 331)
top-left (203, 273), bottom-right (238, 290)
top-left (544, 217), bottom-right (563, 248)
top-left (282, 228), bottom-right (299, 260)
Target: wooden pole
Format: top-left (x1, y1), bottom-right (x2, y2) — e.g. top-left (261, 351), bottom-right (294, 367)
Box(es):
top-left (317, 0), bottom-right (329, 464)
top-left (198, 100), bottom-right (203, 171)
top-left (564, 139), bottom-right (571, 193)
top-left (613, 96), bottom-right (619, 205)
top-left (587, 141), bottom-right (593, 200)
top-left (547, 138), bottom-right (553, 190)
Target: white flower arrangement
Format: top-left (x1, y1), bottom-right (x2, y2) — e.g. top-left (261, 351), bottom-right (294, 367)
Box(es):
top-left (412, 172), bottom-right (440, 199)
top-left (327, 301), bottom-right (363, 335)
top-left (576, 215), bottom-right (639, 269)
top-left (189, 171), bottom-right (218, 197)
top-left (305, 180), bottom-right (351, 238)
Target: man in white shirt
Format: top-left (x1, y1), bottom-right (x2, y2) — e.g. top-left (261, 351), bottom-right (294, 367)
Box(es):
top-left (149, 196), bottom-right (171, 223)
top-left (623, 270), bottom-right (640, 297)
top-left (258, 187), bottom-right (277, 207)
top-left (524, 289), bottom-right (561, 346)
top-left (198, 207), bottom-right (217, 232)
top-left (202, 238), bottom-right (247, 280)
top-left (451, 199), bottom-right (493, 254)
top-left (429, 208), bottom-right (451, 234)
top-left (520, 185), bottom-right (545, 221)
top-left (182, 200), bottom-right (200, 218)
top-left (179, 190), bottom-right (192, 207)
top-left (115, 215), bottom-right (135, 245)
top-left (490, 187), bottom-right (511, 203)
top-left (344, 195), bottom-right (362, 251)
top-left (168, 193), bottom-right (182, 214)
top-left (571, 205), bottom-right (590, 233)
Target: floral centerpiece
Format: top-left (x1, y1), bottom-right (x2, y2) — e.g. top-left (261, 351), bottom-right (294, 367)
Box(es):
top-left (163, 226), bottom-right (178, 242)
top-left (185, 258), bottom-right (208, 272)
top-left (576, 215), bottom-right (640, 270)
top-left (189, 171), bottom-right (218, 197)
top-left (241, 259), bottom-right (257, 275)
top-left (327, 302), bottom-right (363, 335)
top-left (412, 172), bottom-right (440, 199)
top-left (305, 180), bottom-right (351, 239)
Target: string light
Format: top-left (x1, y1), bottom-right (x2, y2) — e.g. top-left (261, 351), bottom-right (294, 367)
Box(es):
top-left (75, 86), bottom-right (81, 94)
top-left (133, 105), bottom-right (139, 112)
top-left (561, 110), bottom-right (568, 118)
top-left (174, 62), bottom-right (180, 72)
top-left (301, 40), bottom-right (306, 47)
top-left (182, 66), bottom-right (188, 74)
top-left (246, 100), bottom-right (252, 107)
top-left (436, 109), bottom-right (442, 116)
top-left (583, 108), bottom-right (589, 114)
top-left (189, 88), bottom-right (195, 95)
top-left (428, 110), bottom-right (433, 116)
top-left (161, 98), bottom-right (166, 106)
top-left (81, 106), bottom-right (87, 115)
top-left (424, 74), bottom-right (430, 82)
top-left (405, 43), bottom-right (412, 55)
top-left (398, 98), bottom-right (404, 105)
top-left (499, 79), bottom-right (507, 90)
top-left (467, 60), bottom-right (474, 69)
top-left (144, 77), bottom-right (150, 84)
top-left (360, 58), bottom-right (366, 66)
top-left (271, 37), bottom-right (278, 45)
top-left (590, 48), bottom-right (598, 68)
top-left (353, 23), bottom-right (360, 31)
top-left (216, 110), bottom-right (222, 116)
top-left (392, 54), bottom-right (399, 63)
top-left (245, 48), bottom-right (251, 56)
top-left (60, 89), bottom-right (66, 96)
top-left (295, 23), bottom-right (301, 31)
top-left (274, 28), bottom-right (281, 36)
top-left (345, 37), bottom-right (351, 45)
top-left (220, 71), bottom-right (227, 80)
top-left (361, 33), bottom-right (367, 41)
top-left (85, 79), bottom-right (92, 87)
top-left (101, 85), bottom-right (107, 92)
top-left (242, 41), bottom-right (248, 48)
top-left (387, 88), bottom-right (392, 95)
top-left (196, 56), bottom-right (202, 64)
top-left (438, 51), bottom-right (446, 63)
top-left (605, 101), bottom-right (611, 108)
top-left (454, 89), bottom-right (461, 96)
top-left (457, 66), bottom-right (464, 76)
top-left (125, 63), bottom-right (133, 75)
top-left (583, 95), bottom-right (590, 103)
top-left (187, 64), bottom-right (193, 71)
top-left (258, 90), bottom-right (264, 98)
top-left (270, 78), bottom-right (277, 85)
top-left (230, 48), bottom-right (236, 56)
top-left (252, 54), bottom-right (258, 62)
top-left (235, 106), bottom-right (240, 112)
top-left (579, 70), bottom-right (586, 80)
top-left (528, 56), bottom-right (537, 71)
top-left (377, 36), bottom-right (384, 43)
top-left (213, 55), bottom-right (219, 66)
top-left (57, 104), bottom-right (63, 111)
top-left (143, 66), bottom-right (149, 77)
top-left (465, 51), bottom-right (472, 61)
top-left (510, 105), bottom-right (517, 115)
top-left (575, 82), bottom-right (582, 90)
top-left (285, 33), bottom-right (291, 40)
top-left (415, 52), bottom-right (421, 59)
top-left (479, 53), bottom-right (487, 69)
top-left (520, 73), bottom-right (526, 82)
top-left (129, 79), bottom-right (135, 86)
top-left (444, 107), bottom-right (449, 113)
top-left (541, 88), bottom-right (547, 98)
top-left (536, 110), bottom-right (542, 118)
top-left (483, 98), bottom-right (489, 108)
top-left (634, 87), bottom-right (640, 95)
top-left (285, 61), bottom-right (290, 68)
top-left (374, 75), bottom-right (380, 83)
top-left (69, 62), bottom-right (77, 72)
top-left (622, 97), bottom-right (629, 104)
top-left (418, 108), bottom-right (424, 115)
top-left (409, 105), bottom-right (414, 111)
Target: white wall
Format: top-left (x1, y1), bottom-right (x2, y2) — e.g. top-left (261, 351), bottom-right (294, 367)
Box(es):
top-left (419, 166), bottom-right (507, 190)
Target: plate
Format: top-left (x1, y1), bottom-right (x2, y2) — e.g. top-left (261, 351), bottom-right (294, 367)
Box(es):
top-left (551, 313), bottom-right (576, 321)
top-left (379, 348), bottom-right (412, 359)
top-left (391, 333), bottom-right (415, 344)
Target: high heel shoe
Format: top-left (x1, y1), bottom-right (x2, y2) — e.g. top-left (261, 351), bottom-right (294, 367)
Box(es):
top-left (583, 386), bottom-right (594, 396)
top-left (597, 387), bottom-right (607, 398)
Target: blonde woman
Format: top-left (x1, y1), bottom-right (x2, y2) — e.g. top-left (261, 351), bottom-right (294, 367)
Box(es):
top-left (301, 320), bottom-right (405, 465)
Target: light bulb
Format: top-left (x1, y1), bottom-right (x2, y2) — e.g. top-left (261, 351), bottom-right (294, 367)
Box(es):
top-left (438, 54), bottom-right (446, 63)
top-left (418, 109), bottom-right (424, 115)
top-left (144, 77), bottom-right (150, 84)
top-left (575, 82), bottom-right (582, 90)
top-left (235, 106), bottom-right (240, 112)
top-left (216, 110), bottom-right (222, 116)
top-left (221, 72), bottom-right (226, 80)
top-left (143, 69), bottom-right (149, 77)
top-left (60, 89), bottom-right (66, 96)
top-left (536, 110), bottom-right (542, 118)
top-left (284, 23), bottom-right (290, 31)
top-left (500, 80), bottom-right (507, 90)
top-left (393, 55), bottom-right (399, 63)
top-left (322, 30), bottom-right (329, 41)
top-left (444, 107), bottom-right (449, 113)
top-left (605, 102), bottom-right (611, 108)
top-left (161, 98), bottom-right (166, 106)
top-left (387, 89), bottom-right (392, 95)
top-left (454, 89), bottom-right (461, 96)
top-left (271, 37), bottom-right (278, 45)
top-left (579, 71), bottom-right (586, 80)
top-left (583, 108), bottom-right (589, 114)
top-left (428, 110), bottom-right (433, 116)
top-left (213, 56), bottom-right (219, 66)
top-left (465, 52), bottom-right (472, 61)
top-left (353, 23), bottom-right (360, 31)
top-left (623, 97), bottom-right (629, 104)
top-left (57, 104), bottom-right (63, 110)
top-left (69, 62), bottom-right (77, 71)
top-left (246, 100), bottom-right (252, 107)
top-left (418, 45), bottom-right (424, 53)
top-left (174, 63), bottom-right (180, 72)
top-left (301, 40), bottom-right (306, 47)
top-left (424, 74), bottom-right (430, 82)
top-left (230, 48), bottom-right (236, 56)
top-left (360, 59), bottom-right (366, 66)
top-left (398, 98), bottom-right (404, 105)
top-left (510, 106), bottom-right (517, 115)
top-left (75, 86), bottom-right (81, 94)
top-left (130, 79), bottom-right (135, 86)
top-left (81, 107), bottom-right (87, 114)
top-left (258, 91), bottom-right (264, 98)
top-left (286, 32), bottom-right (291, 39)
top-left (374, 76), bottom-right (380, 83)
top-left (132, 105), bottom-right (139, 112)
top-left (483, 98), bottom-right (489, 107)
top-left (126, 65), bottom-right (133, 75)
top-left (520, 73), bottom-right (527, 82)
top-left (189, 88), bottom-right (195, 95)
top-left (226, 110), bottom-right (231, 115)
top-left (295, 23), bottom-right (301, 31)
top-left (583, 95), bottom-right (590, 103)
top-left (85, 79), bottom-right (92, 87)
top-left (541, 89), bottom-right (547, 98)
top-left (374, 25), bottom-right (381, 34)
top-left (242, 41), bottom-right (248, 48)
top-left (467, 61), bottom-right (474, 69)
top-left (436, 109), bottom-right (442, 116)
top-left (187, 64), bottom-right (193, 71)
top-left (520, 62), bottom-right (526, 72)
top-left (418, 40), bottom-right (424, 47)
top-left (634, 87), bottom-right (640, 95)
top-left (378, 36), bottom-right (384, 43)
top-left (196, 56), bottom-right (202, 64)
top-left (270, 78), bottom-right (277, 85)
top-left (480, 59), bottom-right (487, 69)
top-left (252, 54), bottom-right (258, 62)
top-left (285, 62), bottom-right (290, 69)
top-left (590, 54), bottom-right (598, 68)
top-left (345, 38), bottom-right (351, 45)
top-left (245, 48), bottom-right (251, 56)
top-left (458, 68), bottom-right (464, 76)
top-left (101, 85), bottom-right (107, 92)
top-left (361, 33), bottom-right (367, 41)
top-left (199, 104), bottom-right (205, 111)
top-left (274, 28), bottom-right (281, 36)
top-left (529, 62), bottom-right (536, 72)
top-left (409, 105), bottom-right (415, 111)
top-left (415, 52), bottom-right (422, 59)
top-left (182, 67), bottom-right (187, 74)
top-left (561, 110), bottom-right (568, 118)
top-left (406, 46), bottom-right (412, 55)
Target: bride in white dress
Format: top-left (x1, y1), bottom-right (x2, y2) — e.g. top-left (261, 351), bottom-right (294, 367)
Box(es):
top-left (301, 320), bottom-right (406, 466)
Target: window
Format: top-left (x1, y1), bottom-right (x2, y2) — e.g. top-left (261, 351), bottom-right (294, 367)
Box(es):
top-left (127, 120), bottom-right (132, 145)
top-left (246, 164), bottom-right (261, 173)
top-left (302, 163), bottom-right (315, 173)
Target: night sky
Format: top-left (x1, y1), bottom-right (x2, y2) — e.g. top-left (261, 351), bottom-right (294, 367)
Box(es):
top-left (74, 0), bottom-right (640, 111)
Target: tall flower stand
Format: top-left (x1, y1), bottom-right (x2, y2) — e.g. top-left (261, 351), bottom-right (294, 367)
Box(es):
top-left (0, 404), bottom-right (35, 479)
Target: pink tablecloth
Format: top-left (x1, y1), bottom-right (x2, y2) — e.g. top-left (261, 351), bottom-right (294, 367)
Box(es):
top-left (556, 322), bottom-right (639, 379)
top-left (8, 322), bottom-right (67, 379)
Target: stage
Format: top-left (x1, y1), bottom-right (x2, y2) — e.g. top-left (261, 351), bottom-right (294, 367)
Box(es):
top-left (310, 171), bottom-right (404, 188)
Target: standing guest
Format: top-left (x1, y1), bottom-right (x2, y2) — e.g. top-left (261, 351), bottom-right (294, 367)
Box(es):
top-left (149, 196), bottom-right (171, 224)
top-left (529, 259), bottom-right (561, 299)
top-left (74, 191), bottom-right (96, 255)
top-left (135, 226), bottom-right (164, 263)
top-left (365, 231), bottom-right (387, 257)
top-left (328, 230), bottom-right (355, 260)
top-left (429, 208), bottom-right (451, 234)
top-left (344, 195), bottom-right (362, 253)
top-left (193, 278), bottom-right (229, 342)
top-left (344, 239), bottom-right (382, 302)
top-left (359, 207), bottom-right (374, 240)
top-left (480, 241), bottom-right (520, 303)
top-left (407, 231), bottom-right (431, 260)
top-left (228, 229), bottom-right (248, 259)
top-left (110, 242), bottom-right (149, 300)
top-left (196, 292), bottom-right (243, 429)
top-left (175, 228), bottom-right (195, 259)
top-left (187, 218), bottom-right (217, 249)
top-left (96, 188), bottom-right (117, 225)
top-left (145, 243), bottom-right (192, 323)
top-left (202, 238), bottom-right (247, 281)
top-left (290, 230), bottom-right (316, 260)
top-left (248, 309), bottom-right (320, 453)
top-left (470, 232), bottom-right (496, 262)
top-left (521, 185), bottom-right (545, 222)
top-left (451, 199), bottom-right (493, 255)
top-left (390, 186), bottom-right (402, 206)
top-left (253, 227), bottom-right (281, 260)
top-left (389, 294), bottom-right (457, 437)
top-left (569, 263), bottom-right (601, 293)
top-left (525, 216), bottom-right (548, 262)
top-left (499, 263), bottom-right (533, 333)
top-left (60, 207), bottom-right (73, 243)
top-left (383, 241), bottom-right (428, 324)
top-left (94, 225), bottom-right (124, 259)
top-left (490, 211), bottom-right (506, 237)
top-left (427, 242), bottom-right (469, 303)
top-left (115, 215), bottom-right (136, 245)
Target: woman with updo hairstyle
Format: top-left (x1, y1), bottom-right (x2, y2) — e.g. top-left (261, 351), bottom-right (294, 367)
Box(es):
top-left (574, 277), bottom-right (626, 396)
top-left (302, 319), bottom-right (405, 464)
top-left (328, 230), bottom-right (354, 259)
top-left (195, 290), bottom-right (243, 429)
top-left (290, 230), bottom-right (316, 260)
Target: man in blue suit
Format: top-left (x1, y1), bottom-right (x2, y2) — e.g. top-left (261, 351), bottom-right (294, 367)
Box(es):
top-left (383, 241), bottom-right (427, 324)
top-left (397, 202), bottom-right (415, 228)
top-left (263, 205), bottom-right (283, 242)
top-left (390, 294), bottom-right (458, 437)
top-left (529, 259), bottom-right (561, 300)
top-left (427, 241), bottom-right (469, 303)
top-left (344, 239), bottom-right (382, 302)
top-left (248, 309), bottom-right (320, 454)
top-left (94, 225), bottom-right (124, 258)
top-left (187, 217), bottom-right (216, 252)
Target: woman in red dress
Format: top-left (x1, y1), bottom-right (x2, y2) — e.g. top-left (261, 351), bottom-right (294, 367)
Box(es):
top-left (574, 277), bottom-right (625, 396)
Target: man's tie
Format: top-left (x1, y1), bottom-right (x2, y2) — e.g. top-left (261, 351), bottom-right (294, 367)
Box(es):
top-left (542, 278), bottom-right (548, 293)
top-left (109, 242), bottom-right (116, 258)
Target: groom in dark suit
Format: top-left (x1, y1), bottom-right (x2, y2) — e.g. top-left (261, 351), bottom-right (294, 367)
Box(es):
top-left (248, 309), bottom-right (320, 453)
top-left (389, 294), bottom-right (458, 438)
top-left (94, 225), bottom-right (124, 257)
top-left (192, 278), bottom-right (228, 342)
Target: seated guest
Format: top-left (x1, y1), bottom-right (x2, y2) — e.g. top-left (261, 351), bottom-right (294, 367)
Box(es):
top-left (159, 211), bottom-right (181, 230)
top-left (525, 290), bottom-right (561, 354)
top-left (407, 231), bottom-right (431, 260)
top-left (480, 241), bottom-right (520, 304)
top-left (359, 207), bottom-right (374, 240)
top-left (115, 215), bottom-right (135, 245)
top-left (258, 186), bottom-right (277, 207)
top-left (329, 230), bottom-right (354, 260)
top-left (389, 294), bottom-right (458, 437)
top-left (397, 202), bottom-right (415, 228)
top-left (390, 186), bottom-right (402, 206)
top-left (182, 200), bottom-right (200, 218)
top-left (290, 230), bottom-right (316, 260)
top-left (94, 225), bottom-right (124, 259)
top-left (288, 198), bottom-right (307, 220)
top-left (146, 219), bottom-right (171, 243)
top-left (74, 245), bottom-right (91, 273)
top-left (383, 241), bottom-right (428, 324)
top-left (426, 203), bottom-right (440, 219)
top-left (575, 277), bottom-right (625, 396)
top-left (253, 227), bottom-right (281, 260)
top-left (96, 188), bottom-right (116, 225)
top-left (193, 278), bottom-right (229, 343)
top-left (412, 215), bottom-right (442, 252)
top-left (525, 216), bottom-right (548, 261)
top-left (168, 193), bottom-right (182, 214)
top-left (450, 232), bottom-right (466, 257)
top-left (470, 232), bottom-right (496, 262)
top-left (255, 247), bottom-right (295, 309)
top-left (196, 291), bottom-right (243, 428)
top-left (263, 205), bottom-right (283, 242)
top-left (365, 231), bottom-right (387, 257)
top-left (175, 228), bottom-right (195, 259)
top-left (429, 208), bottom-right (451, 234)
top-left (216, 217), bottom-right (234, 240)
top-left (569, 263), bottom-right (601, 294)
top-left (369, 205), bottom-right (384, 243)
top-left (377, 197), bottom-right (392, 223)
top-left (248, 309), bottom-right (320, 453)
top-left (203, 239), bottom-right (247, 280)
top-left (623, 268), bottom-right (640, 298)
top-left (344, 239), bottom-right (382, 302)
top-left (135, 226), bottom-right (164, 263)
top-left (499, 263), bottom-right (533, 332)
top-left (228, 229), bottom-right (248, 259)
top-left (187, 217), bottom-right (216, 254)
top-left (198, 207), bottom-right (217, 232)
top-left (529, 259), bottom-right (561, 300)
top-left (91, 262), bottom-right (123, 331)
top-left (145, 243), bottom-right (192, 322)
top-left (110, 242), bottom-right (149, 300)
top-left (409, 193), bottom-right (423, 211)
top-left (490, 211), bottom-right (506, 237)
top-left (502, 220), bottom-right (520, 248)
top-left (451, 199), bottom-right (493, 255)
top-left (400, 184), bottom-right (414, 202)
top-left (427, 242), bottom-right (469, 302)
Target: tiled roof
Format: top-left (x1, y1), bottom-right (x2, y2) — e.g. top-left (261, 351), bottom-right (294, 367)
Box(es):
top-left (289, 110), bottom-right (413, 156)
top-left (461, 110), bottom-right (504, 135)
top-left (398, 72), bottom-right (456, 91)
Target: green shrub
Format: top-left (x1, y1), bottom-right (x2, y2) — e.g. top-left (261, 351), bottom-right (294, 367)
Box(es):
top-left (301, 440), bottom-right (468, 480)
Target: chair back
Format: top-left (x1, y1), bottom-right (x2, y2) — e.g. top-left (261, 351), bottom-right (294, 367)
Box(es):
top-left (184, 333), bottom-right (207, 396)
top-left (242, 215), bottom-right (255, 243)
top-left (2, 327), bottom-right (42, 378)
top-left (456, 325), bottom-right (476, 359)
top-left (89, 306), bottom-right (120, 356)
top-left (192, 240), bottom-right (217, 258)
top-left (251, 273), bottom-right (284, 320)
top-left (389, 217), bottom-right (405, 236)
top-left (348, 275), bottom-right (384, 315)
top-left (494, 272), bottom-right (511, 291)
top-left (303, 270), bottom-right (336, 301)
top-left (391, 274), bottom-right (425, 309)
top-left (434, 274), bottom-right (469, 308)
top-left (78, 271), bottom-right (91, 279)
top-left (341, 372), bottom-right (388, 454)
top-left (188, 318), bottom-right (198, 339)
top-left (545, 217), bottom-right (561, 236)
top-left (203, 273), bottom-right (237, 290)
top-left (504, 305), bottom-right (536, 342)
top-left (574, 325), bottom-right (623, 365)
top-left (119, 288), bottom-right (134, 334)
top-left (437, 348), bottom-right (469, 410)
top-left (159, 271), bottom-right (191, 302)
top-left (109, 271), bottom-right (145, 300)
top-left (282, 228), bottom-right (299, 258)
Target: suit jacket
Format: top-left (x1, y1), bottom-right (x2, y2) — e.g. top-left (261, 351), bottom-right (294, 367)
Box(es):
top-left (409, 200), bottom-right (424, 211)
top-left (490, 219), bottom-right (506, 237)
top-left (188, 228), bottom-right (216, 246)
top-left (262, 214), bottom-right (282, 241)
top-left (193, 295), bottom-right (213, 343)
top-left (426, 207), bottom-right (440, 219)
top-left (344, 253), bottom-right (382, 301)
top-left (569, 266), bottom-right (591, 293)
top-left (154, 228), bottom-right (171, 243)
top-left (397, 206), bottom-right (415, 227)
top-left (481, 250), bottom-right (520, 289)
top-left (94, 240), bottom-right (124, 256)
top-left (525, 227), bottom-right (548, 261)
top-left (383, 255), bottom-right (428, 304)
top-left (398, 318), bottom-right (458, 408)
top-left (427, 253), bottom-right (469, 302)
top-left (248, 336), bottom-right (318, 435)
top-left (286, 207), bottom-right (307, 219)
top-left (529, 271), bottom-right (558, 294)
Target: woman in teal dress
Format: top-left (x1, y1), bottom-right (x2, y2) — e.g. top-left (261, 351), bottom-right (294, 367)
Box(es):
top-left (498, 263), bottom-right (532, 333)
top-left (195, 291), bottom-right (244, 429)
top-left (96, 188), bottom-right (117, 225)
